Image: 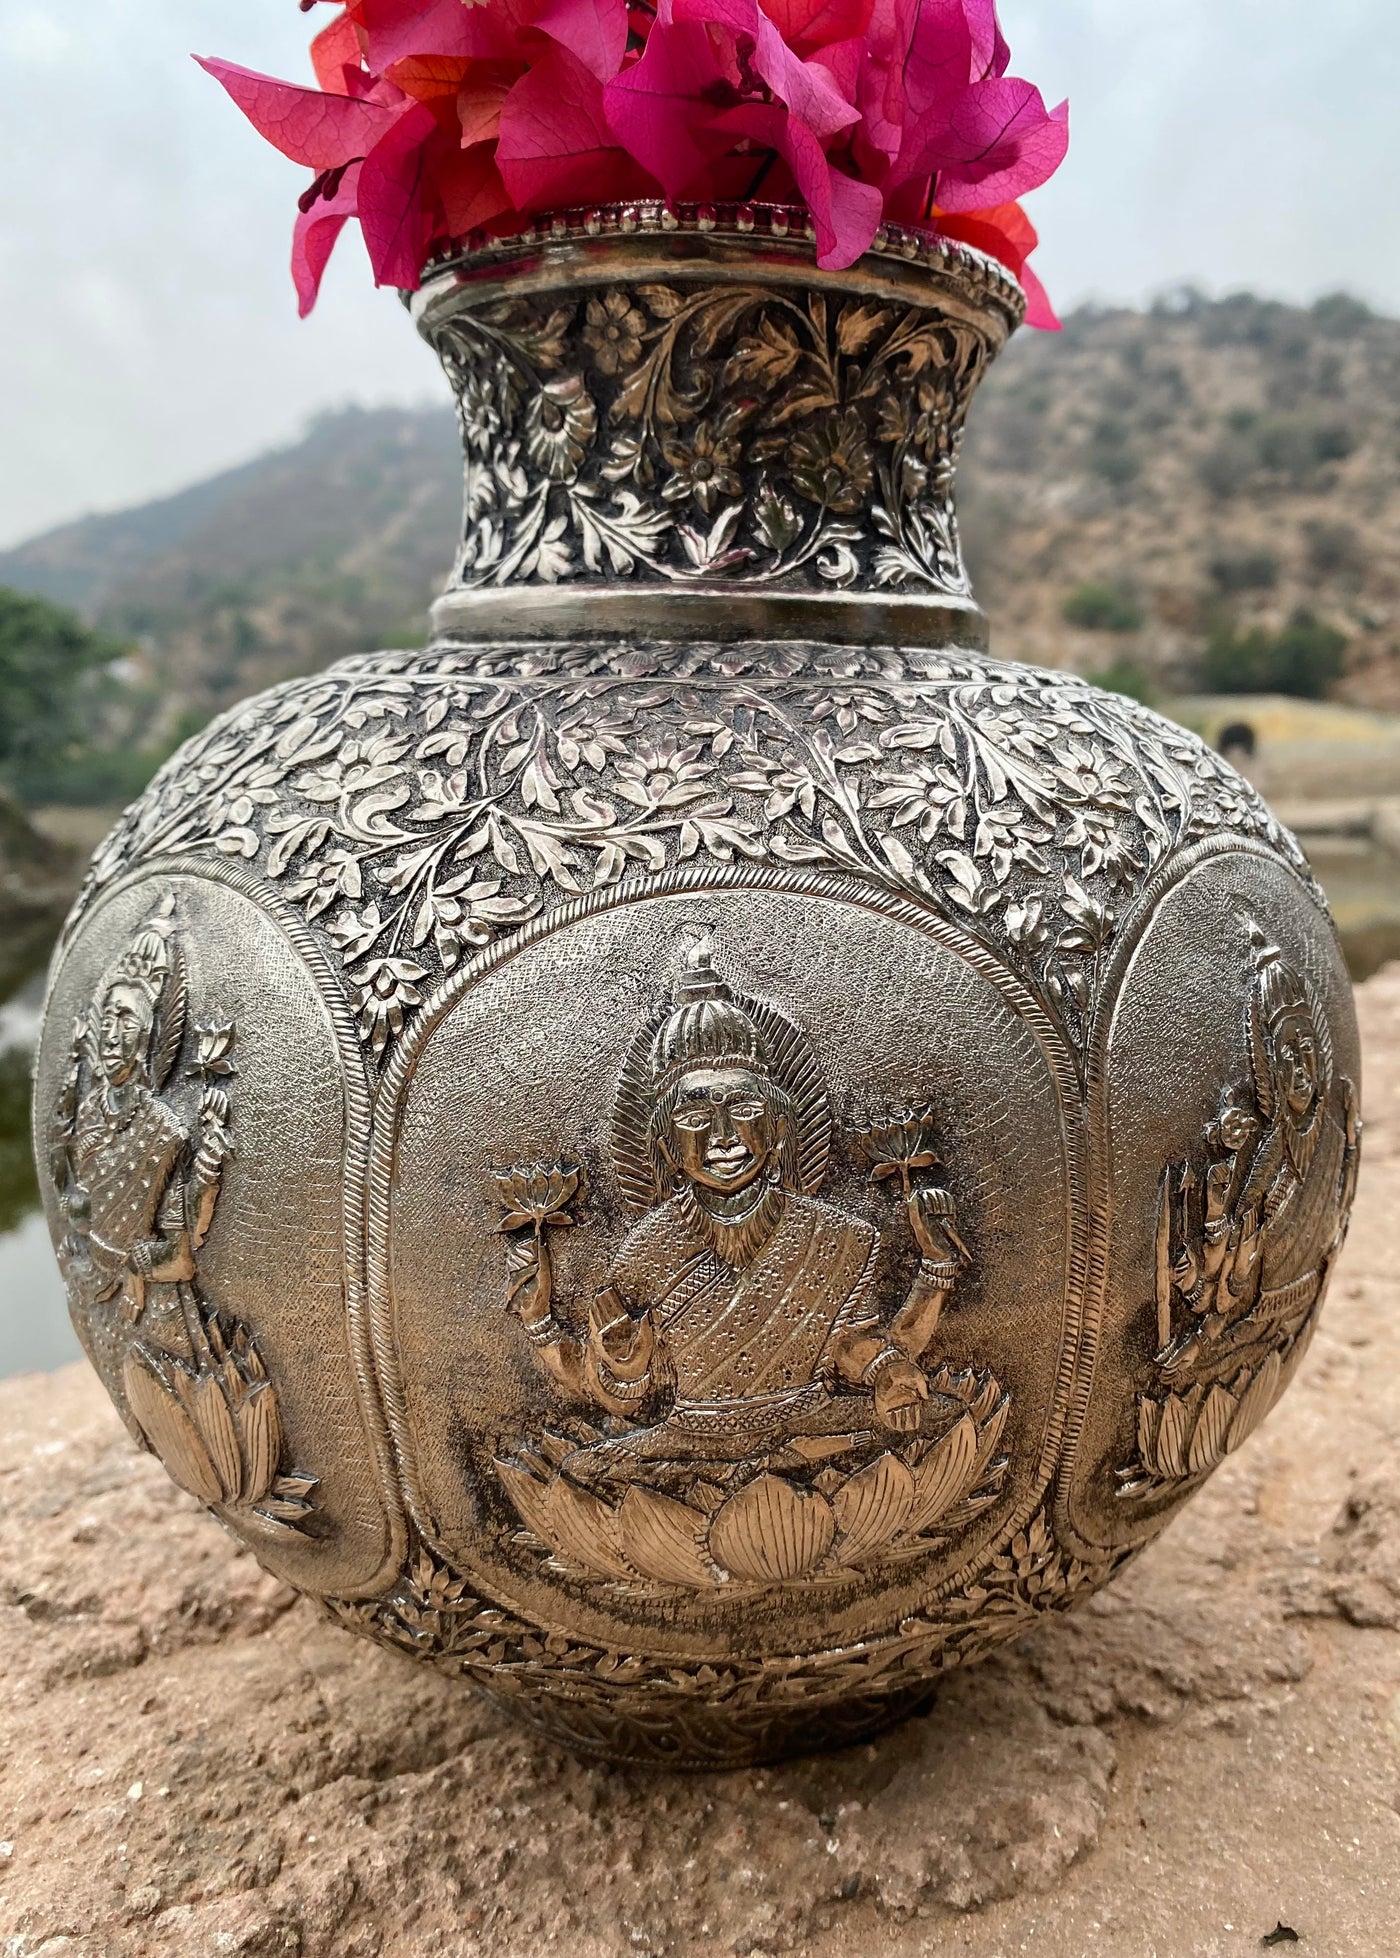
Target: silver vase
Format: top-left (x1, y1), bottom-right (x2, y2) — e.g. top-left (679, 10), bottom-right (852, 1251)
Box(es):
top-left (33, 205), bottom-right (1360, 1768)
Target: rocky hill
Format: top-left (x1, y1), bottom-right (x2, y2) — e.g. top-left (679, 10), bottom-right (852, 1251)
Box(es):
top-left (2, 288), bottom-right (1397, 718)
top-left (964, 289), bottom-right (1400, 710)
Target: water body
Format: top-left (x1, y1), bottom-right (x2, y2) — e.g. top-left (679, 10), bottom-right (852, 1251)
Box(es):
top-left (2, 845), bottom-right (1397, 1383)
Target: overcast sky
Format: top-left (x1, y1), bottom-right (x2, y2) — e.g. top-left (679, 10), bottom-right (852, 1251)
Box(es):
top-left (3, 0), bottom-right (1397, 549)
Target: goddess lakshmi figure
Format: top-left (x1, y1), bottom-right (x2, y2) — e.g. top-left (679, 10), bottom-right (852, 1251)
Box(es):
top-left (498, 938), bottom-right (973, 1496)
top-left (49, 900), bottom-right (231, 1333)
top-left (1155, 932), bottom-right (1360, 1384)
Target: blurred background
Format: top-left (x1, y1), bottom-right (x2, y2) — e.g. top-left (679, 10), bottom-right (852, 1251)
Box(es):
top-left (2, 0), bottom-right (1398, 1375)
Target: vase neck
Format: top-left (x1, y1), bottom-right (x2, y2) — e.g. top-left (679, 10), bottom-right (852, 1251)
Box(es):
top-left (412, 207), bottom-right (1020, 653)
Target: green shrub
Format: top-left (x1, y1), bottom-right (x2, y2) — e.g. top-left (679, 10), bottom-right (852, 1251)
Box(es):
top-left (1063, 583), bottom-right (1145, 632)
top-left (1209, 549), bottom-right (1279, 594)
top-left (0, 1045), bottom-right (39, 1237)
top-left (1090, 660), bottom-right (1156, 706)
top-left (1200, 610), bottom-right (1348, 699)
top-left (0, 588), bottom-right (128, 781)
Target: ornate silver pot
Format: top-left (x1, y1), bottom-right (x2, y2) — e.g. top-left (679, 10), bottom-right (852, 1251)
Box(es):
top-left (33, 206), bottom-right (1361, 1768)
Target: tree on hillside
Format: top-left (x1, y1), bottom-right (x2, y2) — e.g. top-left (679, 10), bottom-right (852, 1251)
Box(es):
top-left (0, 588), bottom-right (128, 784)
top-left (1200, 610), bottom-right (1349, 699)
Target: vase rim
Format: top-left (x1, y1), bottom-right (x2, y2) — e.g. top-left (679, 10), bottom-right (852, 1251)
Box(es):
top-left (413, 198), bottom-right (1025, 331)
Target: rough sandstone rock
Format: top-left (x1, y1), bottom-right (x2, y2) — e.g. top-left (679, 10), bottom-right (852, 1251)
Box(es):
top-left (2, 967), bottom-right (1399, 1958)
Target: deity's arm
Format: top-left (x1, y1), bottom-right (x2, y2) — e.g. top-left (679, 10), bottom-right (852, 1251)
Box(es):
top-left (826, 1238), bottom-right (928, 1436)
top-left (890, 1185), bottom-right (968, 1361)
top-left (505, 1229), bottom-right (588, 1399)
top-left (125, 1173), bottom-right (198, 1304)
top-left (583, 1286), bottom-right (661, 1420)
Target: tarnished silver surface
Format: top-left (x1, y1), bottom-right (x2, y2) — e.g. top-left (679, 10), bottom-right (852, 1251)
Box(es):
top-left (33, 217), bottom-right (1360, 1768)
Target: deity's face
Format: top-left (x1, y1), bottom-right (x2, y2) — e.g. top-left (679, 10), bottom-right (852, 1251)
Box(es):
top-left (98, 982), bottom-right (152, 1087)
top-left (1275, 1014), bottom-right (1320, 1118)
top-left (664, 1066), bottom-right (779, 1199)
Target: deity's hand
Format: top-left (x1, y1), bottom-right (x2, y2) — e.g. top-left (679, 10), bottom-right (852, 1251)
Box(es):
top-left (193, 1122), bottom-right (234, 1189)
top-left (906, 1185), bottom-right (964, 1267)
top-left (588, 1294), bottom-right (656, 1383)
top-left (1204, 1158), bottom-right (1234, 1221)
top-left (873, 1356), bottom-right (929, 1433)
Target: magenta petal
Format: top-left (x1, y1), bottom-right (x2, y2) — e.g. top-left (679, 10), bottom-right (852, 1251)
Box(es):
top-left (1018, 258), bottom-right (1061, 332)
top-left (964, 0), bottom-right (1011, 80)
top-left (534, 0), bottom-right (629, 83)
top-left (498, 45), bottom-right (644, 212)
top-left (602, 21), bottom-right (734, 197)
top-left (900, 0), bottom-right (973, 119)
top-left (357, 0), bottom-right (514, 69)
top-left (291, 159), bottom-right (364, 316)
top-left (194, 55), bottom-right (399, 170)
top-left (719, 101), bottom-right (880, 268)
top-left (930, 86), bottom-right (1069, 209)
top-left (672, 0), bottom-right (859, 140)
top-left (810, 34), bottom-right (864, 103)
top-left (356, 101), bottom-right (439, 289)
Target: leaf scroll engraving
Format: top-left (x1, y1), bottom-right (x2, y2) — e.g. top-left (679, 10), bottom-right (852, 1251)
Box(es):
top-left (426, 281), bottom-right (993, 597)
top-left (68, 649), bottom-right (1317, 1072)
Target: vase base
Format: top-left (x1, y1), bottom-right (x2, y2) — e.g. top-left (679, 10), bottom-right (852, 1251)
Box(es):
top-left (480, 1672), bottom-right (942, 1771)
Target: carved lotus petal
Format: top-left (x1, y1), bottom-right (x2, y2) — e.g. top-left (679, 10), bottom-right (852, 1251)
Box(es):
top-left (123, 1356), bottom-right (224, 1506)
top-left (495, 1458), bottom-right (555, 1542)
top-left (709, 1475), bottom-right (836, 1586)
top-left (494, 1160), bottom-right (582, 1229)
top-left (1227, 1350), bottom-right (1284, 1453)
top-left (1187, 1383), bottom-right (1239, 1473)
top-left (543, 1478), bottom-right (634, 1582)
top-left (237, 1382), bottom-right (281, 1505)
top-left (617, 1487), bottom-right (718, 1590)
top-left (831, 1453), bottom-right (917, 1567)
top-left (905, 1413), bottom-right (978, 1537)
top-left (192, 1374), bottom-right (242, 1503)
top-left (1152, 1392), bottom-right (1194, 1480)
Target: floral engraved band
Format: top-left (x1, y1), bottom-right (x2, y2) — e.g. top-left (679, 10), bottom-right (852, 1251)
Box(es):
top-left (414, 216), bottom-right (1020, 643)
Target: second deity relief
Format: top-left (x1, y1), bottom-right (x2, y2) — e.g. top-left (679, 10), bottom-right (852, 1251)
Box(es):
top-left (491, 935), bottom-right (1009, 1595)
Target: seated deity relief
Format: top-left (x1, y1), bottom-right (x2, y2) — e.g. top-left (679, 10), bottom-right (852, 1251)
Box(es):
top-left (491, 934), bottom-right (1009, 1595)
top-left (1120, 928), bottom-right (1361, 1498)
top-left (49, 895), bottom-right (317, 1535)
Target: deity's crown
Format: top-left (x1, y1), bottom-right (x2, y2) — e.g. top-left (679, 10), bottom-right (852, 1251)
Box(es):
top-left (101, 907), bottom-right (175, 1009)
top-left (650, 936), bottom-right (770, 1096)
top-left (1251, 934), bottom-right (1311, 1032)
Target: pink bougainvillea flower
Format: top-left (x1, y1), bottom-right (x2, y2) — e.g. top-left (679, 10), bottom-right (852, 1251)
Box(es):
top-left (204, 0), bottom-right (1068, 320)
top-left (604, 0), bottom-right (879, 265)
top-left (602, 18), bottom-right (738, 196)
top-left (532, 0), bottom-right (630, 81)
top-left (293, 158), bottom-right (364, 316)
top-left (354, 0), bottom-right (515, 69)
top-left (497, 43), bottom-right (650, 212)
top-left (898, 78), bottom-right (1069, 210)
top-left (963, 0), bottom-right (1010, 79)
top-left (193, 56), bottom-right (403, 170)
top-left (355, 99), bottom-right (441, 287)
top-left (309, 9), bottom-right (366, 93)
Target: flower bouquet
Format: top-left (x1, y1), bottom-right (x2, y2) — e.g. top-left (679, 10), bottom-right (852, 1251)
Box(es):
top-left (201, 0), bottom-right (1066, 321)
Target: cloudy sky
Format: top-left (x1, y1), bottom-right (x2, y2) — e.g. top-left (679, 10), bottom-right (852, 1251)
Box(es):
top-left (3, 0), bottom-right (1397, 549)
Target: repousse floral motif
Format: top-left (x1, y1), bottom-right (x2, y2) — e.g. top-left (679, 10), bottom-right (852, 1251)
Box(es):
top-left (426, 279), bottom-right (999, 596)
top-left (69, 646), bottom-right (1315, 1074)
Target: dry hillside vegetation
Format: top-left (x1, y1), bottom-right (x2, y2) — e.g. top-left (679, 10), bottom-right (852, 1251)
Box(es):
top-left (0, 291), bottom-right (1396, 720)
